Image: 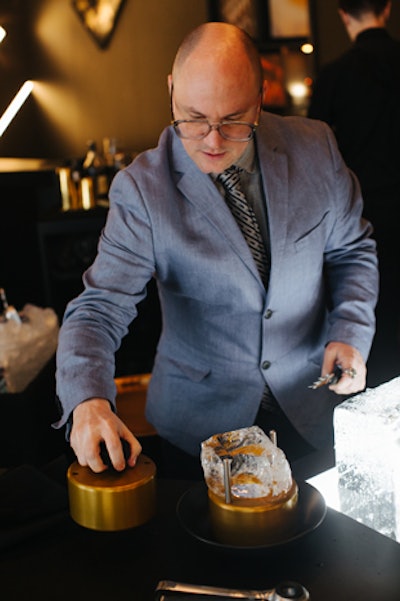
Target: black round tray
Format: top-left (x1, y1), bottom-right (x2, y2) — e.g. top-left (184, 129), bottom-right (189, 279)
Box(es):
top-left (177, 480), bottom-right (326, 552)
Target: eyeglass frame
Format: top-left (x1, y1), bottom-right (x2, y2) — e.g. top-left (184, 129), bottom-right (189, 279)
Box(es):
top-left (169, 84), bottom-right (262, 142)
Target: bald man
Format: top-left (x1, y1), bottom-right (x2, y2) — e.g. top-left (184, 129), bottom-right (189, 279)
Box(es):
top-left (55, 22), bottom-right (378, 478)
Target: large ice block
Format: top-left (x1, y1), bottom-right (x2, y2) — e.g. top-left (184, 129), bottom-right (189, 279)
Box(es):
top-left (334, 376), bottom-right (400, 541)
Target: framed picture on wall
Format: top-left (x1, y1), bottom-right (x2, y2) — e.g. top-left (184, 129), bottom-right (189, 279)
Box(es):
top-left (208, 0), bottom-right (265, 41)
top-left (208, 0), bottom-right (312, 44)
top-left (71, 0), bottom-right (127, 49)
top-left (267, 0), bottom-right (311, 39)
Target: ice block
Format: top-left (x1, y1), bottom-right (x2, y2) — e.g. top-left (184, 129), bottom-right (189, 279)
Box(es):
top-left (334, 376), bottom-right (400, 541)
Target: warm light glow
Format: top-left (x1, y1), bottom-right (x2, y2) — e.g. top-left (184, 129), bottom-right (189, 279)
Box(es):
top-left (33, 79), bottom-right (100, 150)
top-left (0, 26), bottom-right (6, 44)
top-left (0, 80), bottom-right (34, 137)
top-left (301, 43), bottom-right (314, 55)
top-left (287, 81), bottom-right (308, 100)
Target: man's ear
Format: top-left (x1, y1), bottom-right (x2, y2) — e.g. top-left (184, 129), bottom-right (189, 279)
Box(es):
top-left (261, 79), bottom-right (268, 107)
top-left (167, 74), bottom-right (173, 95)
top-left (338, 8), bottom-right (350, 27)
top-left (383, 1), bottom-right (392, 22)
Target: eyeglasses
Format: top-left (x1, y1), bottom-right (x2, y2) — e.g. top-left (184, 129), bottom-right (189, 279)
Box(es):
top-left (172, 119), bottom-right (258, 142)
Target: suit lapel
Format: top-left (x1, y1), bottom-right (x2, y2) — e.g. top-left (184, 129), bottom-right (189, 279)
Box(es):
top-left (256, 118), bottom-right (289, 296)
top-left (171, 133), bottom-right (264, 286)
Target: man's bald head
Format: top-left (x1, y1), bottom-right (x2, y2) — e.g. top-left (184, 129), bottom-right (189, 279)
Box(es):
top-left (168, 22), bottom-right (264, 174)
top-left (171, 22), bottom-right (263, 95)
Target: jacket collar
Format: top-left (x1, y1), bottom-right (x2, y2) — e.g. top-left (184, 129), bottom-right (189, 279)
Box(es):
top-left (170, 113), bottom-right (289, 291)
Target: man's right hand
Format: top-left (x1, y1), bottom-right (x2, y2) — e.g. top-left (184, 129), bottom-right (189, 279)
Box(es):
top-left (70, 398), bottom-right (142, 473)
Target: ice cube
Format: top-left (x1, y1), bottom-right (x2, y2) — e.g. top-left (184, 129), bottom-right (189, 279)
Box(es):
top-left (200, 425), bottom-right (292, 499)
top-left (334, 376), bottom-right (400, 541)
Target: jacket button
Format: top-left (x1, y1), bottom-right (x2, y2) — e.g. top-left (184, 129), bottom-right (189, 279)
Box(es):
top-left (264, 309), bottom-right (273, 319)
top-left (262, 361), bottom-right (271, 370)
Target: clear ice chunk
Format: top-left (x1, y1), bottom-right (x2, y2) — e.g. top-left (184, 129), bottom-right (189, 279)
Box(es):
top-left (334, 376), bottom-right (400, 541)
top-left (0, 304), bottom-right (59, 393)
top-left (200, 425), bottom-right (293, 499)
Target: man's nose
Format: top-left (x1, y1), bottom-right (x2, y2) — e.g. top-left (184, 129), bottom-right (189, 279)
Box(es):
top-left (204, 125), bottom-right (224, 144)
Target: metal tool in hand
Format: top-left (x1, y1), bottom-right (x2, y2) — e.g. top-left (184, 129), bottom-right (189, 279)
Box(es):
top-left (155, 579), bottom-right (310, 600)
top-left (0, 287), bottom-right (21, 324)
top-left (309, 364), bottom-right (356, 390)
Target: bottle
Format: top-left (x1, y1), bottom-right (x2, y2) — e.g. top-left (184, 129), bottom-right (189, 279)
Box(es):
top-left (57, 165), bottom-right (80, 211)
top-left (102, 136), bottom-right (117, 169)
top-left (102, 136), bottom-right (119, 196)
top-left (82, 140), bottom-right (109, 204)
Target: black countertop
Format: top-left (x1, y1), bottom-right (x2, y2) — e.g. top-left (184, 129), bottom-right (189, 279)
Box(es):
top-left (0, 454), bottom-right (399, 600)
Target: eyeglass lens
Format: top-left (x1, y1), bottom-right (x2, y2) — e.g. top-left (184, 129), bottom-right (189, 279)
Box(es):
top-left (175, 121), bottom-right (254, 141)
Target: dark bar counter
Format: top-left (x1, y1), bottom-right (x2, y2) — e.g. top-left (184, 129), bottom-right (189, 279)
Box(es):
top-left (0, 453), bottom-right (399, 600)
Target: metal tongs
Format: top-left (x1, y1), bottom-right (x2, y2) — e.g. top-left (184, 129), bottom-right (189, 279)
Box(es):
top-left (308, 364), bottom-right (356, 390)
top-left (221, 430), bottom-right (278, 505)
top-left (155, 580), bottom-right (310, 600)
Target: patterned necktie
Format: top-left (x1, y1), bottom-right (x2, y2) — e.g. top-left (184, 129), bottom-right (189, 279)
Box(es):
top-left (217, 166), bottom-right (269, 287)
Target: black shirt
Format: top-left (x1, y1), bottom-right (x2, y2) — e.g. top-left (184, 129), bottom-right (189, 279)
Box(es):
top-left (308, 28), bottom-right (400, 201)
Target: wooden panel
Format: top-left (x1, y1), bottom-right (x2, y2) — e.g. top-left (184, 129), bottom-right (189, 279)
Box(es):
top-left (115, 373), bottom-right (157, 437)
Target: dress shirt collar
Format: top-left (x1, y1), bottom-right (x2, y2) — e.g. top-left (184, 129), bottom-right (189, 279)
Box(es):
top-left (210, 140), bottom-right (256, 179)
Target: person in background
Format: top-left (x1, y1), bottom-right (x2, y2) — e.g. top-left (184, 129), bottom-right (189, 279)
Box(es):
top-left (308, 0), bottom-right (400, 386)
top-left (54, 22), bottom-right (378, 479)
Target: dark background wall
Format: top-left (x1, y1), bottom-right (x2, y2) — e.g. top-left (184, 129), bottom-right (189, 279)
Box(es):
top-left (0, 0), bottom-right (209, 159)
top-left (1, 1), bottom-right (398, 161)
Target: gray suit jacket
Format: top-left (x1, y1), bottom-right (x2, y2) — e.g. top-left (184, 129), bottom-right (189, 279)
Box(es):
top-left (55, 112), bottom-right (378, 455)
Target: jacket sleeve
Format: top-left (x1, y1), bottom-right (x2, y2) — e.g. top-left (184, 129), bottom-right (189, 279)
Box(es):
top-left (320, 122), bottom-right (378, 358)
top-left (54, 169), bottom-right (156, 428)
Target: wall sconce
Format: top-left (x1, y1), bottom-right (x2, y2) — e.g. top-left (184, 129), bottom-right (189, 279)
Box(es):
top-left (0, 26), bottom-right (6, 44)
top-left (0, 80), bottom-right (34, 137)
